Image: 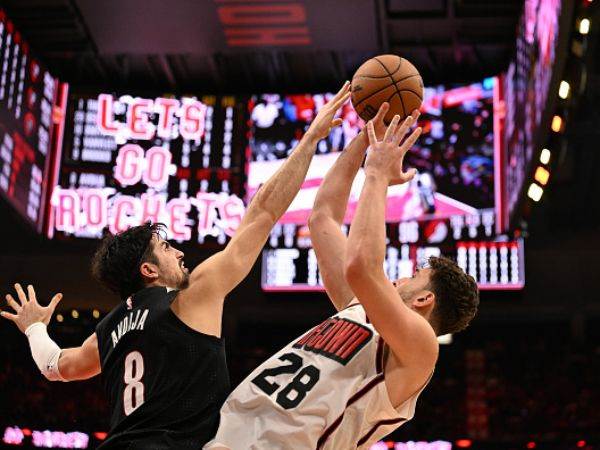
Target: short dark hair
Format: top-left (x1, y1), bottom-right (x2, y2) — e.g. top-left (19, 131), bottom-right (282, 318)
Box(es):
top-left (428, 256), bottom-right (479, 336)
top-left (91, 222), bottom-right (166, 299)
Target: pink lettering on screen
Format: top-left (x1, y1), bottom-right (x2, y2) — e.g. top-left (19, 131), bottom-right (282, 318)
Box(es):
top-left (196, 192), bottom-right (219, 236)
top-left (31, 430), bottom-right (89, 448)
top-left (167, 198), bottom-right (191, 241)
top-left (219, 194), bottom-right (245, 236)
top-left (51, 188), bottom-right (246, 240)
top-left (155, 98), bottom-right (179, 139)
top-left (142, 146), bottom-right (171, 188)
top-left (2, 426), bottom-right (24, 445)
top-left (111, 196), bottom-right (140, 234)
top-left (141, 193), bottom-right (165, 224)
top-left (81, 189), bottom-right (108, 230)
top-left (53, 189), bottom-right (80, 233)
top-left (179, 100), bottom-right (206, 140)
top-left (114, 144), bottom-right (144, 187)
top-left (127, 98), bottom-right (154, 140)
top-left (97, 94), bottom-right (119, 135)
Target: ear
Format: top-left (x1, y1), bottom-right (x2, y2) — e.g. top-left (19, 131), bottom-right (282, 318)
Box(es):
top-left (140, 261), bottom-right (159, 280)
top-left (412, 291), bottom-right (435, 310)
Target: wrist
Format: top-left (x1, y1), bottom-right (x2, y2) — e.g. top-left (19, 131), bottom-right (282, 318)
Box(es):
top-left (364, 167), bottom-right (389, 182)
top-left (25, 321), bottom-right (45, 336)
top-left (302, 129), bottom-right (321, 145)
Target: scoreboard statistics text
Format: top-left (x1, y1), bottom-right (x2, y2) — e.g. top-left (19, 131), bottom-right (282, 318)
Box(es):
top-left (262, 216), bottom-right (524, 291)
top-left (0, 10), bottom-right (63, 233)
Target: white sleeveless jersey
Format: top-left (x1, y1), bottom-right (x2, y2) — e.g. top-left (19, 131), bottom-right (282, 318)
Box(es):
top-left (205, 303), bottom-right (429, 450)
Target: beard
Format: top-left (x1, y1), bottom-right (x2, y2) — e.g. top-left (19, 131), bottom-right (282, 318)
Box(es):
top-left (178, 264), bottom-right (190, 289)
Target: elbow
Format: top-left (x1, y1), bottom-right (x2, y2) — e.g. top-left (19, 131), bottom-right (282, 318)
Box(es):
top-left (248, 204), bottom-right (277, 227)
top-left (308, 210), bottom-right (327, 231)
top-left (344, 253), bottom-right (377, 287)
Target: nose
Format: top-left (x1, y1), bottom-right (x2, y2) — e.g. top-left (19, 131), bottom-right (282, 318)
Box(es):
top-left (395, 277), bottom-right (410, 286)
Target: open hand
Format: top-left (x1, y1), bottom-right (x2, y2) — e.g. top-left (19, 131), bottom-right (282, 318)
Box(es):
top-left (306, 81), bottom-right (351, 141)
top-left (369, 103), bottom-right (420, 142)
top-left (1, 284), bottom-right (62, 333)
top-left (365, 113), bottom-right (422, 185)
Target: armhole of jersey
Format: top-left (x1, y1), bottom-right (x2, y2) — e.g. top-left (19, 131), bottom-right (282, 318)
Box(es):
top-left (166, 292), bottom-right (224, 344)
top-left (339, 301), bottom-right (361, 313)
top-left (379, 337), bottom-right (435, 413)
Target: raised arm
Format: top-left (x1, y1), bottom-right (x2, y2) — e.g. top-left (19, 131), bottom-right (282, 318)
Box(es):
top-left (309, 104), bottom-right (420, 310)
top-left (345, 116), bottom-right (437, 370)
top-left (174, 83), bottom-right (351, 331)
top-left (1, 284), bottom-right (101, 382)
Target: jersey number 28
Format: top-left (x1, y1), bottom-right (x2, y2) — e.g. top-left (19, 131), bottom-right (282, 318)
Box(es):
top-left (123, 351), bottom-right (145, 416)
top-left (251, 352), bottom-right (320, 409)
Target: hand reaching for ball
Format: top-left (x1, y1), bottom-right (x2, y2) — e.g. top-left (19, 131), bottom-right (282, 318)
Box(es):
top-left (368, 102), bottom-right (420, 144)
top-left (305, 81), bottom-right (351, 141)
top-left (365, 113), bottom-right (422, 185)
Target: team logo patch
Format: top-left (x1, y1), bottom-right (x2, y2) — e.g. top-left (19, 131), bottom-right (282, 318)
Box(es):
top-left (293, 318), bottom-right (373, 365)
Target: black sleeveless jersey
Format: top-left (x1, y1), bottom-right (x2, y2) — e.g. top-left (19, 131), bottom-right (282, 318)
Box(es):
top-left (95, 286), bottom-right (230, 449)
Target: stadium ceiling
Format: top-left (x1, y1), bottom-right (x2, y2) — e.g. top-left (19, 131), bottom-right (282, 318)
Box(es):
top-left (2, 0), bottom-right (523, 93)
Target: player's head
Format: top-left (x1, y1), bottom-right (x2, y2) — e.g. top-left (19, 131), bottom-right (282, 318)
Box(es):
top-left (91, 222), bottom-right (189, 300)
top-left (393, 256), bottom-right (479, 336)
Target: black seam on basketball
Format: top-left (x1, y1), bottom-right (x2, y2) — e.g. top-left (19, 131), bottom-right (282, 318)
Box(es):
top-left (374, 57), bottom-right (406, 118)
top-left (354, 73), bottom-right (423, 107)
top-left (353, 83), bottom-right (397, 107)
top-left (354, 57), bottom-right (402, 79)
top-left (397, 88), bottom-right (424, 101)
top-left (353, 73), bottom-right (422, 107)
top-left (354, 73), bottom-right (423, 106)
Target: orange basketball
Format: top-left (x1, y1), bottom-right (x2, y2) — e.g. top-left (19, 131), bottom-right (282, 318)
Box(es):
top-left (351, 54), bottom-right (423, 123)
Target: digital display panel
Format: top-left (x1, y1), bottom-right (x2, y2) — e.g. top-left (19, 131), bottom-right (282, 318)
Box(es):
top-left (0, 9), bottom-right (64, 233)
top-left (248, 79), bottom-right (500, 225)
top-left (248, 79), bottom-right (523, 291)
top-left (500, 0), bottom-right (565, 230)
top-left (262, 221), bottom-right (524, 291)
top-left (50, 93), bottom-right (247, 245)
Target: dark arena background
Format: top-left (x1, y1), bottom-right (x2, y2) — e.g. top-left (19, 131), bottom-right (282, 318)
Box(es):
top-left (0, 1), bottom-right (599, 449)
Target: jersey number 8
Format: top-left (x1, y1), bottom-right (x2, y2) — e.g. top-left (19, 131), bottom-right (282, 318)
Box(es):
top-left (123, 351), bottom-right (145, 416)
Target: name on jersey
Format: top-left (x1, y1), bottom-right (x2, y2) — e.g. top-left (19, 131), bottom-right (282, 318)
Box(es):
top-left (111, 309), bottom-right (149, 348)
top-left (293, 318), bottom-right (372, 365)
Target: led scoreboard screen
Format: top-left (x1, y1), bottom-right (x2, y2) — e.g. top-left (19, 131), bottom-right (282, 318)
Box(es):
top-left (500, 0), bottom-right (567, 230)
top-left (0, 10), bottom-right (64, 233)
top-left (249, 79), bottom-right (525, 291)
top-left (50, 93), bottom-right (246, 244)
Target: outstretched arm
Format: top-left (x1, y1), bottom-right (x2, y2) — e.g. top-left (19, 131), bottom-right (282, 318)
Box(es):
top-left (2, 284), bottom-right (101, 381)
top-left (175, 83), bottom-right (352, 334)
top-left (345, 116), bottom-right (438, 371)
top-left (308, 103), bottom-right (391, 310)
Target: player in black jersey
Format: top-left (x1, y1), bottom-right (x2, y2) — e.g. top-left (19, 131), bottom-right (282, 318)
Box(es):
top-left (1, 82), bottom-right (352, 449)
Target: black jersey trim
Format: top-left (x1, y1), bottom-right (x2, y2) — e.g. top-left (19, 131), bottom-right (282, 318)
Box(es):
top-left (166, 301), bottom-right (224, 345)
top-left (356, 417), bottom-right (407, 447)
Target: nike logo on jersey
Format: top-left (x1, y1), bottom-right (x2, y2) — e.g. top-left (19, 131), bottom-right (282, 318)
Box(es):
top-left (293, 318), bottom-right (372, 365)
top-left (111, 309), bottom-right (149, 348)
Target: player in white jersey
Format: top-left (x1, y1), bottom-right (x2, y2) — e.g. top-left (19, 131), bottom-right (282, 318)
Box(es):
top-left (206, 104), bottom-right (480, 449)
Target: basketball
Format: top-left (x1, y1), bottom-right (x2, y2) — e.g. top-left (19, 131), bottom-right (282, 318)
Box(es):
top-left (351, 54), bottom-right (423, 123)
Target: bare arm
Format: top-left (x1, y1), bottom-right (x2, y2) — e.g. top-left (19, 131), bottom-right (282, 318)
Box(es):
top-left (308, 129), bottom-right (367, 310)
top-left (59, 333), bottom-right (101, 381)
top-left (345, 116), bottom-right (438, 371)
top-left (2, 284), bottom-right (100, 381)
top-left (309, 104), bottom-right (419, 310)
top-left (174, 83), bottom-right (352, 333)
